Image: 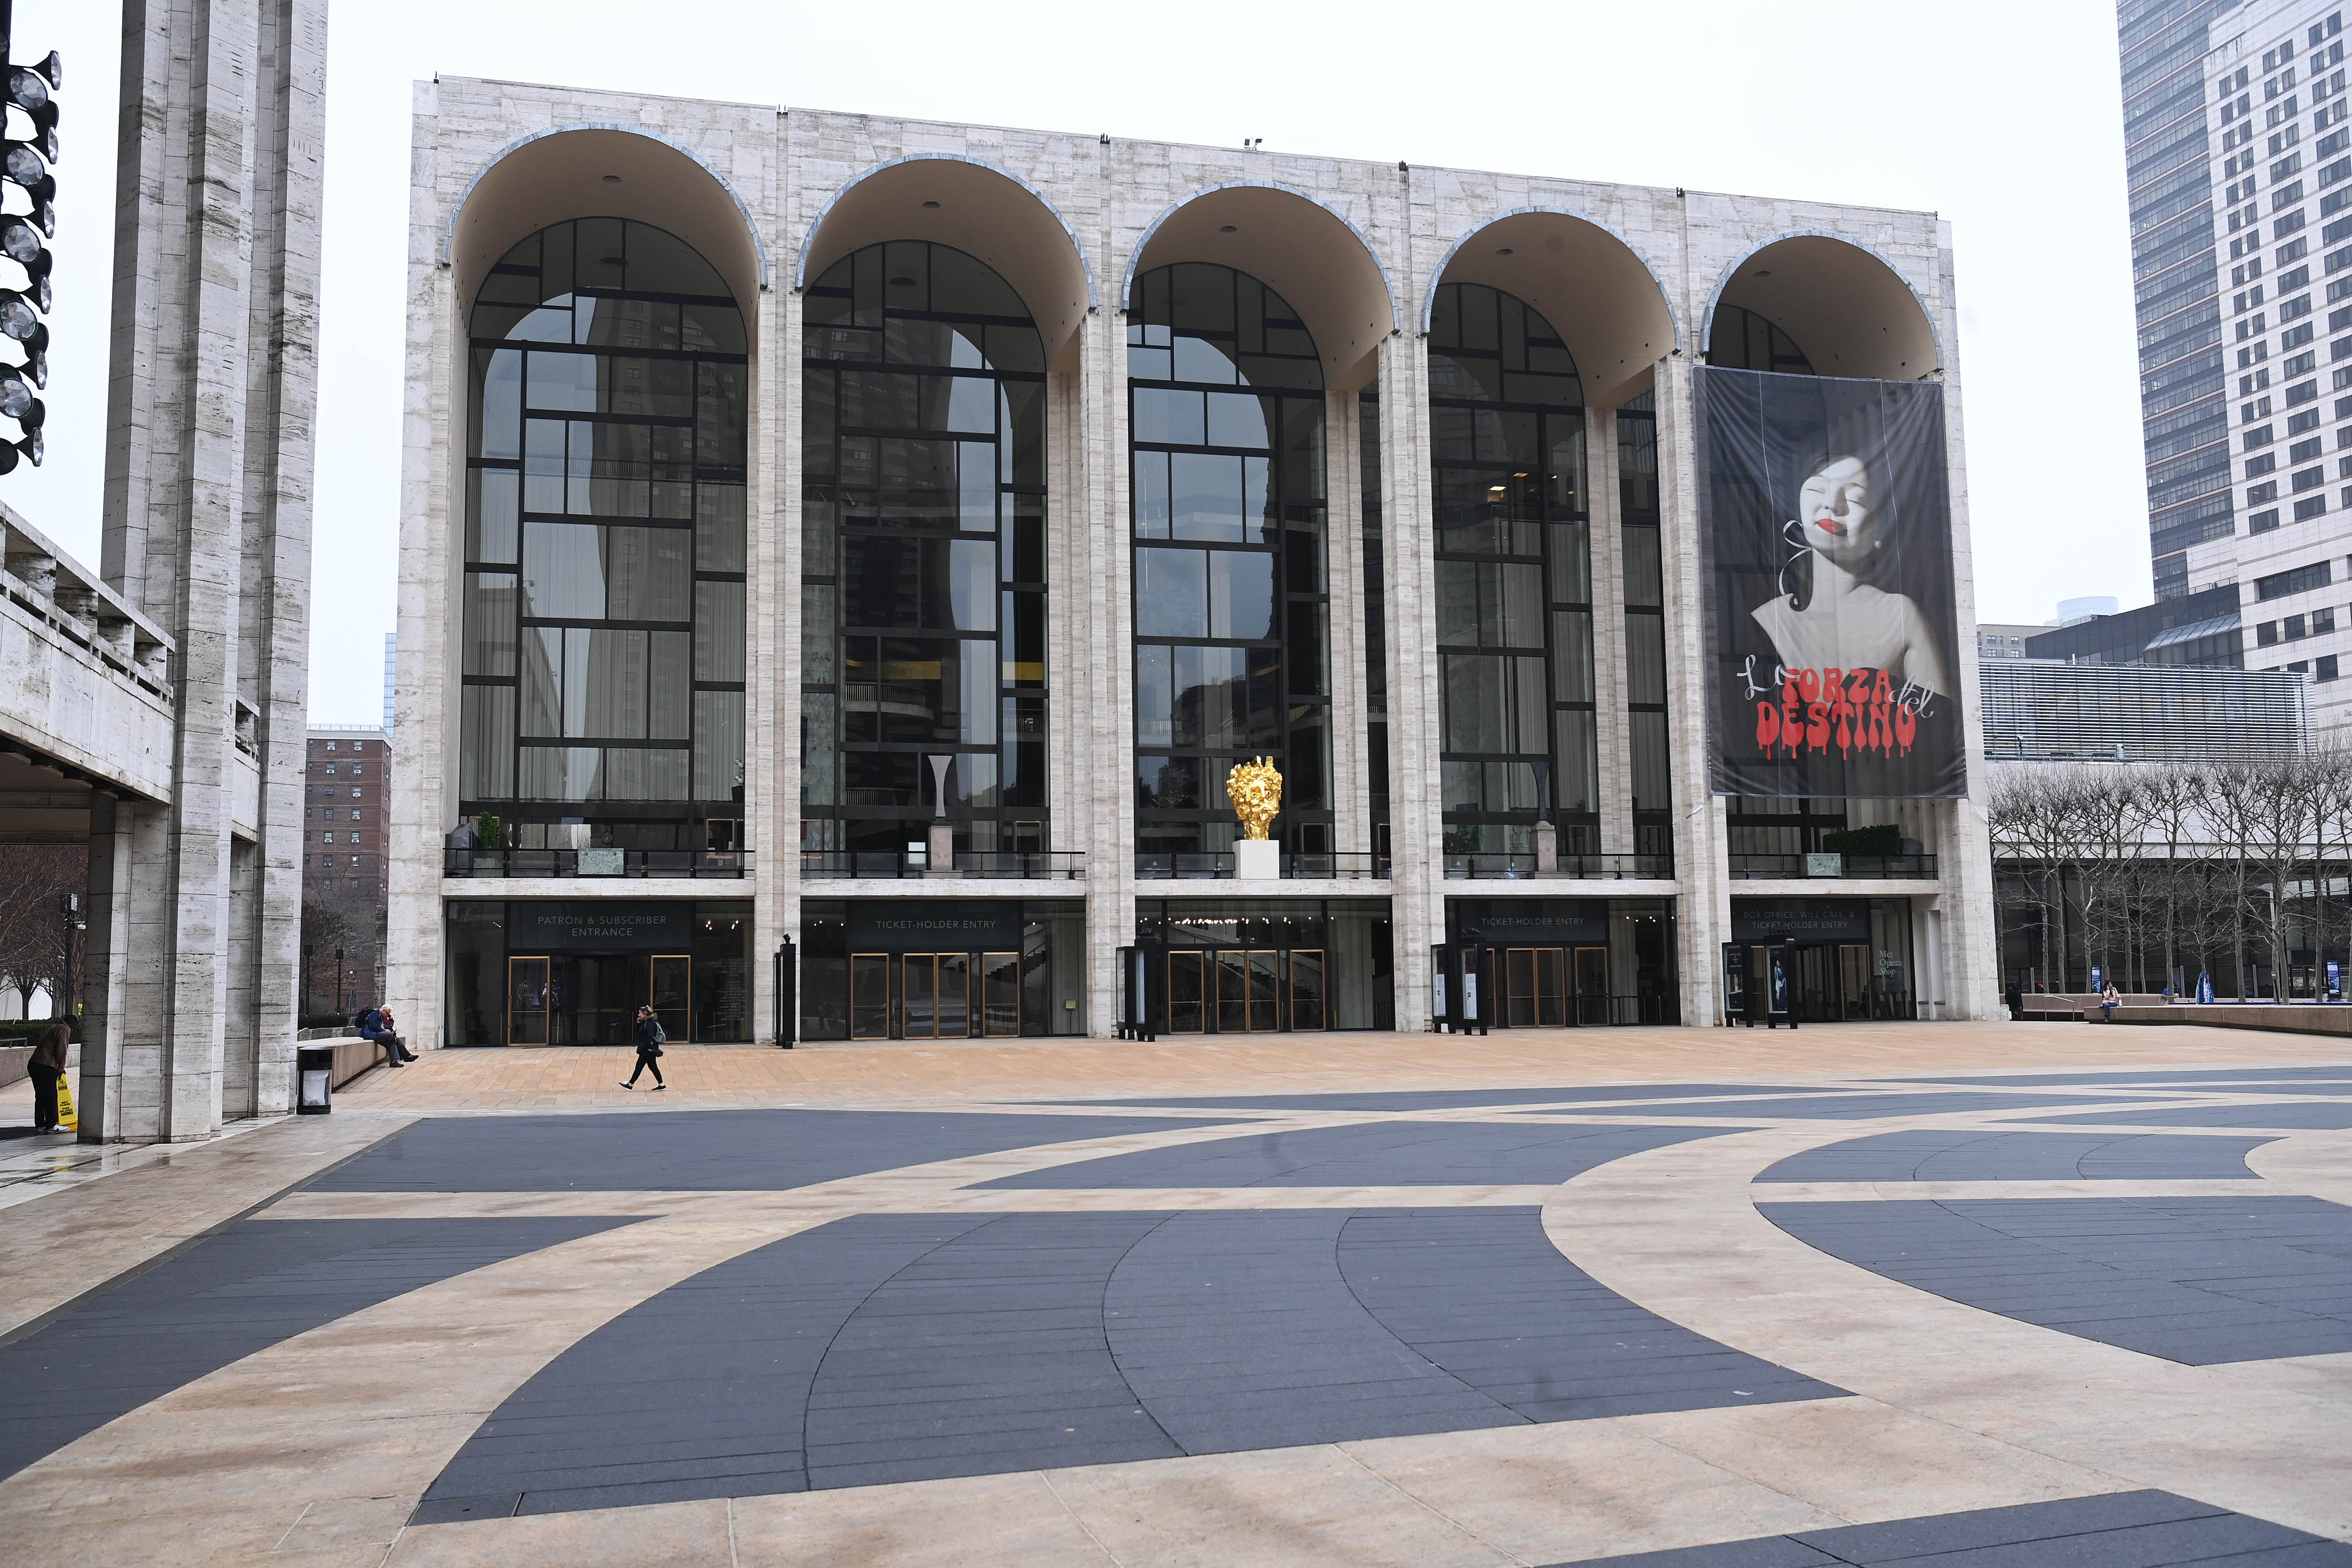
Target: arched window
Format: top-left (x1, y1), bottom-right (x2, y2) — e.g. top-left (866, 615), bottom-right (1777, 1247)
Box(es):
top-left (1427, 281), bottom-right (1596, 862)
top-left (800, 242), bottom-right (1049, 862)
top-left (1128, 262), bottom-right (1331, 862)
top-left (457, 220), bottom-right (750, 852)
top-left (1707, 303), bottom-right (1815, 373)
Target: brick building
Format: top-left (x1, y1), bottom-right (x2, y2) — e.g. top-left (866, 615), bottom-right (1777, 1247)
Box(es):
top-left (303, 725), bottom-right (390, 1013)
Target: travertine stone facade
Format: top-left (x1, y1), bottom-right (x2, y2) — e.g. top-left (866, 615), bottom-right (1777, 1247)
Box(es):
top-left (78, 0), bottom-right (327, 1139)
top-left (390, 78), bottom-right (2004, 1039)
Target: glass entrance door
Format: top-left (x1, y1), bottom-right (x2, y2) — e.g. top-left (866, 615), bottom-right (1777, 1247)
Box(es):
top-left (1288, 950), bottom-right (1325, 1031)
top-left (1573, 947), bottom-right (1610, 1026)
top-left (509, 957), bottom-right (550, 1044)
top-left (851, 954), bottom-right (890, 1039)
top-left (903, 954), bottom-right (972, 1039)
top-left (651, 955), bottom-right (691, 1042)
top-left (1838, 944), bottom-right (1872, 1019)
top-left (978, 951), bottom-right (1021, 1036)
top-left (1167, 951), bottom-right (1206, 1033)
top-left (1503, 948), bottom-right (1567, 1026)
top-left (1215, 950), bottom-right (1280, 1032)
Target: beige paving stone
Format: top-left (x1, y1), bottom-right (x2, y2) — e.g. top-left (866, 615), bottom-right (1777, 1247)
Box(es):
top-left (1618, 1396), bottom-right (2133, 1524)
top-left (1043, 1445), bottom-right (1514, 1567)
top-left (1337, 1411), bottom-right (1851, 1562)
top-left (271, 1495), bottom-right (413, 1553)
top-left (2246, 1125), bottom-right (2352, 1206)
top-left (1543, 1122), bottom-right (2352, 1543)
top-left (734, 1473), bottom-right (1117, 1566)
top-left (389, 1498), bottom-right (733, 1566)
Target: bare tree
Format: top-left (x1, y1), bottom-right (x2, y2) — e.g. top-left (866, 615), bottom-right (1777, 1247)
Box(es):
top-left (0, 845), bottom-right (87, 1018)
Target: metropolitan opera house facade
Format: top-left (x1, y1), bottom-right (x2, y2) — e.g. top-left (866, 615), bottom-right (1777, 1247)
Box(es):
top-left (385, 78), bottom-right (1999, 1048)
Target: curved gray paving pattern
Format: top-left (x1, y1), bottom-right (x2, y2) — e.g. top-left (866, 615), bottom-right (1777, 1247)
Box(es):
top-left (308, 1108), bottom-right (1228, 1192)
top-left (417, 1205), bottom-right (1839, 1519)
top-left (978, 1119), bottom-right (1737, 1188)
top-left (0, 1217), bottom-right (629, 1484)
top-left (2030, 1102), bottom-right (2352, 1130)
top-left (1762, 1196), bottom-right (2352, 1364)
top-left (1756, 1129), bottom-right (2278, 1183)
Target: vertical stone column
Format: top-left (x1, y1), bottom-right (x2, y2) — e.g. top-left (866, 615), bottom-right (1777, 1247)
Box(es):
top-left (1652, 355), bottom-right (1729, 1026)
top-left (1930, 230), bottom-right (2002, 1020)
top-left (1079, 304), bottom-right (1132, 1037)
top-left (97, 0), bottom-right (325, 1139)
top-left (1379, 324), bottom-right (1443, 1030)
top-left (754, 177), bottom-right (799, 1042)
top-left (386, 85), bottom-right (456, 1052)
top-left (76, 798), bottom-right (141, 1141)
top-left (1585, 404), bottom-right (1632, 856)
top-left (1324, 387), bottom-right (1369, 855)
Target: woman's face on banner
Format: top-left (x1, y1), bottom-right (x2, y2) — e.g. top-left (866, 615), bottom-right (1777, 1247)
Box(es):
top-left (1798, 455), bottom-right (1879, 569)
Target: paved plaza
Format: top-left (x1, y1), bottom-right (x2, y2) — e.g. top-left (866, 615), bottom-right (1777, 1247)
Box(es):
top-left (2, 1023), bottom-right (2351, 1565)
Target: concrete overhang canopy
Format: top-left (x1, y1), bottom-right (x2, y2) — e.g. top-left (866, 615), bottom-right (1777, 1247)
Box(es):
top-left (1125, 184), bottom-right (1397, 393)
top-left (1428, 209), bottom-right (1677, 409)
top-left (798, 155), bottom-right (1094, 368)
top-left (447, 127), bottom-right (765, 323)
top-left (1710, 234), bottom-right (1939, 381)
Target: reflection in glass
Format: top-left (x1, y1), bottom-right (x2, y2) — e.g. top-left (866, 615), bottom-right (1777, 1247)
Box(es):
top-left (802, 242), bottom-right (1050, 859)
top-left (1130, 262), bottom-right (1331, 857)
top-left (461, 219), bottom-right (747, 841)
top-left (1428, 282), bottom-right (1596, 858)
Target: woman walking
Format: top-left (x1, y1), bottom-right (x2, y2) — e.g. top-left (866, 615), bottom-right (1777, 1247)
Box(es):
top-left (620, 1004), bottom-right (666, 1090)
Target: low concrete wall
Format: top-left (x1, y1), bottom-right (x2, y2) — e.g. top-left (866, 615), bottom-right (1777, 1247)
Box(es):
top-left (2097, 1003), bottom-right (2352, 1036)
top-left (0, 1045), bottom-right (25, 1088)
top-left (2018, 994), bottom-right (2167, 1023)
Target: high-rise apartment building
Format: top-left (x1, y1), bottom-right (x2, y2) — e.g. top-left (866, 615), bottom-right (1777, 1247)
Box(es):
top-left (2121, 0), bottom-right (2352, 732)
top-left (302, 725), bottom-right (391, 1013)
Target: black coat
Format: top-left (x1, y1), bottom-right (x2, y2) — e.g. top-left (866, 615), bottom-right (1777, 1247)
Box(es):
top-left (634, 1018), bottom-right (663, 1053)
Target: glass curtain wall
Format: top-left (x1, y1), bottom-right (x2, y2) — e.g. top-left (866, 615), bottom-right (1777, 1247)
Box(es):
top-left (1427, 282), bottom-right (1597, 862)
top-left (1128, 263), bottom-right (1333, 859)
top-left (1616, 392), bottom-right (1672, 861)
top-left (800, 243), bottom-right (1050, 862)
top-left (460, 220), bottom-right (750, 852)
top-left (1360, 385), bottom-right (1390, 861)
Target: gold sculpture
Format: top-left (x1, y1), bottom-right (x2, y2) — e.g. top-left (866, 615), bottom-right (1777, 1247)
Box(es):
top-left (1226, 756), bottom-right (1283, 841)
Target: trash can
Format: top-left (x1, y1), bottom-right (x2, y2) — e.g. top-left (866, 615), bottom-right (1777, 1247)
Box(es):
top-left (296, 1043), bottom-right (336, 1115)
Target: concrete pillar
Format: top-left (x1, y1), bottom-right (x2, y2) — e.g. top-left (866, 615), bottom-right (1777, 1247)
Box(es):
top-left (1586, 404), bottom-right (1633, 857)
top-left (1652, 356), bottom-right (1730, 1027)
top-left (1379, 323), bottom-right (1444, 1031)
top-left (1325, 387), bottom-right (1370, 857)
top-left (752, 247), bottom-right (796, 1041)
top-left (1079, 305), bottom-right (1133, 1037)
top-left (94, 0), bottom-right (324, 1139)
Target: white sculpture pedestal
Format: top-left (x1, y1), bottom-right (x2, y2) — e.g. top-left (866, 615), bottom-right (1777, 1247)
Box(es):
top-left (1232, 839), bottom-right (1280, 880)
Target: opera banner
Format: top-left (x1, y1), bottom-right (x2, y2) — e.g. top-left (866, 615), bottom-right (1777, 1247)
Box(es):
top-left (1694, 365), bottom-right (1965, 799)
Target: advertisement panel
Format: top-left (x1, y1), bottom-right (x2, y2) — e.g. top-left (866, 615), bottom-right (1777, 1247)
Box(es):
top-left (1694, 366), bottom-right (1966, 798)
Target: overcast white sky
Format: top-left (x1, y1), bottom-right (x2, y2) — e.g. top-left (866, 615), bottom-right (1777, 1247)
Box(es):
top-left (15, 0), bottom-right (2150, 724)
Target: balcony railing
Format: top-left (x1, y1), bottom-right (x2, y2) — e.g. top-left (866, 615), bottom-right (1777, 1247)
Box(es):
top-left (1444, 853), bottom-right (1673, 880)
top-left (444, 848), bottom-right (751, 879)
top-left (800, 850), bottom-right (1087, 880)
top-left (1134, 852), bottom-right (1391, 880)
top-left (1729, 853), bottom-right (1939, 880)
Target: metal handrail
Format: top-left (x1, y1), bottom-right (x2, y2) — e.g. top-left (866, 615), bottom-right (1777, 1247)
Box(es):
top-left (444, 847), bottom-right (752, 879)
top-left (1133, 851), bottom-right (1391, 880)
top-left (1442, 853), bottom-right (1674, 880)
top-left (799, 850), bottom-right (1087, 880)
top-left (1727, 853), bottom-right (1938, 879)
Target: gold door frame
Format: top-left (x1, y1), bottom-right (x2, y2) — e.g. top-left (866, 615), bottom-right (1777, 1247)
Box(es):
top-left (507, 955), bottom-right (550, 1046)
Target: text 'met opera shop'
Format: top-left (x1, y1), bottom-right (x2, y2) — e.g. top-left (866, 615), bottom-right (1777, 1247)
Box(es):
top-left (387, 78), bottom-right (2002, 1045)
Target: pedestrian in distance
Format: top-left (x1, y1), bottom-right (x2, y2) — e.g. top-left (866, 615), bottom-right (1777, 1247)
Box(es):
top-left (621, 1004), bottom-right (666, 1091)
top-left (25, 1019), bottom-right (67, 1133)
top-left (357, 1003), bottom-right (416, 1066)
top-left (2101, 981), bottom-right (2121, 1023)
